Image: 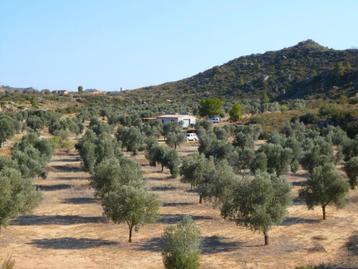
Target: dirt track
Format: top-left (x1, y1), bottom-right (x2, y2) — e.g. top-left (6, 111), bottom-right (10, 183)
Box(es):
top-left (1, 143), bottom-right (358, 268)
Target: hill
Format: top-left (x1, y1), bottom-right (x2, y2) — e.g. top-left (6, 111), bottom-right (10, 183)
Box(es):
top-left (124, 40), bottom-right (358, 102)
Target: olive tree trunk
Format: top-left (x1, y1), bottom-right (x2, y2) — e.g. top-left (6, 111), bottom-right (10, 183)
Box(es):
top-left (264, 231), bottom-right (269, 246)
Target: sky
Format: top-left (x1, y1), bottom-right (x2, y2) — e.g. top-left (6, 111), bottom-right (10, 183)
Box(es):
top-left (1, 1), bottom-right (358, 91)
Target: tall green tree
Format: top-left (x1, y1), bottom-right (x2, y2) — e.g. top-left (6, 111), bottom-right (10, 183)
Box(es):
top-left (101, 183), bottom-right (160, 242)
top-left (199, 98), bottom-right (223, 117)
top-left (162, 216), bottom-right (201, 269)
top-left (229, 103), bottom-right (243, 121)
top-left (299, 163), bottom-right (349, 220)
top-left (221, 171), bottom-right (291, 245)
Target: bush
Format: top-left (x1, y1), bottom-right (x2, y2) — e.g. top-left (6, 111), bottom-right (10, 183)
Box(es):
top-left (162, 216), bottom-right (201, 269)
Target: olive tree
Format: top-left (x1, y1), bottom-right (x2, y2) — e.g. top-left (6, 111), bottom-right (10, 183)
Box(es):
top-left (221, 171), bottom-right (291, 245)
top-left (26, 115), bottom-right (45, 132)
top-left (0, 116), bottom-right (16, 147)
top-left (180, 154), bottom-right (215, 203)
top-left (116, 126), bottom-right (144, 155)
top-left (301, 140), bottom-right (334, 173)
top-left (101, 183), bottom-right (160, 242)
top-left (299, 163), bottom-right (349, 220)
top-left (92, 157), bottom-right (143, 198)
top-left (161, 216), bottom-right (201, 269)
top-left (250, 151), bottom-right (267, 174)
top-left (0, 168), bottom-right (42, 233)
top-left (344, 156), bottom-right (358, 189)
top-left (259, 143), bottom-right (292, 176)
top-left (165, 131), bottom-right (186, 149)
top-left (161, 148), bottom-right (180, 177)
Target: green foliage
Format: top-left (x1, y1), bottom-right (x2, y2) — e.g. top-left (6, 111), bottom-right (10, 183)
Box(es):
top-left (342, 137), bottom-right (358, 161)
top-left (76, 129), bottom-right (122, 173)
top-left (162, 147), bottom-right (180, 177)
top-left (102, 183), bottom-right (160, 242)
top-left (146, 145), bottom-right (180, 177)
top-left (197, 128), bottom-right (218, 157)
top-left (199, 98), bottom-right (223, 117)
top-left (165, 130), bottom-right (186, 149)
top-left (299, 163), bottom-right (349, 220)
top-left (11, 134), bottom-right (54, 178)
top-left (204, 160), bottom-right (240, 204)
top-left (0, 115), bottom-right (16, 147)
top-left (233, 124), bottom-right (262, 149)
top-left (221, 171), bottom-right (291, 245)
top-left (300, 138), bottom-right (334, 173)
top-left (344, 156), bottom-right (358, 189)
top-left (261, 89), bottom-right (270, 104)
top-left (26, 115), bottom-right (45, 132)
top-left (180, 154), bottom-right (215, 203)
top-left (259, 143), bottom-right (293, 176)
top-left (92, 157), bottom-right (143, 198)
top-left (48, 118), bottom-right (82, 136)
top-left (229, 103), bottom-right (243, 121)
top-left (0, 168), bottom-right (42, 230)
top-left (162, 216), bottom-right (201, 269)
top-left (250, 151), bottom-right (268, 174)
top-left (116, 126), bottom-right (144, 155)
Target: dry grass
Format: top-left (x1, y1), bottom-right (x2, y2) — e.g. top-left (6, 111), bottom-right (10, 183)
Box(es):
top-left (0, 142), bottom-right (357, 268)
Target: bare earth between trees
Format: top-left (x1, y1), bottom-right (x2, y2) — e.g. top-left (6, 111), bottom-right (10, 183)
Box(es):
top-left (1, 140), bottom-right (358, 268)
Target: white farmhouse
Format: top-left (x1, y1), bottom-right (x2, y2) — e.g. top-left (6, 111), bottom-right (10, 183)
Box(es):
top-left (157, 114), bottom-right (196, 128)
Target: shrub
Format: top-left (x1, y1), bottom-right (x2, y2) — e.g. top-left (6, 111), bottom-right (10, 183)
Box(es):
top-left (162, 216), bottom-right (201, 269)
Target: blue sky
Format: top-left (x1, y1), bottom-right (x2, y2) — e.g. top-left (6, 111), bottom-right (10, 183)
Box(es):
top-left (1, 1), bottom-right (357, 90)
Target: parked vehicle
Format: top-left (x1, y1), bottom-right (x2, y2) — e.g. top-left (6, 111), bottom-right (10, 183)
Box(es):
top-left (186, 133), bottom-right (199, 141)
top-left (208, 116), bottom-right (221, 123)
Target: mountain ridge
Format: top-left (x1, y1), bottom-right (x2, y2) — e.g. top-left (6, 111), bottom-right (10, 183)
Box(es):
top-left (127, 40), bottom-right (358, 102)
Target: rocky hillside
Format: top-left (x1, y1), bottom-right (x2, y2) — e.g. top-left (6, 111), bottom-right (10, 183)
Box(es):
top-left (128, 40), bottom-right (358, 101)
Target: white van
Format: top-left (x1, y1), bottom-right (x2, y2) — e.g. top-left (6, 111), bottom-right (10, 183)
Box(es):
top-left (208, 116), bottom-right (221, 123)
top-left (186, 133), bottom-right (199, 142)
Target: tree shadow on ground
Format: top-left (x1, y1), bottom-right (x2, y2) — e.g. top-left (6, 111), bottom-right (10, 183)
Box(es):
top-left (291, 180), bottom-right (305, 187)
top-left (292, 196), bottom-right (305, 205)
top-left (281, 216), bottom-right (320, 226)
top-left (136, 235), bottom-right (241, 254)
top-left (12, 215), bottom-right (105, 225)
top-left (201, 236), bottom-right (242, 254)
top-left (51, 165), bottom-right (81, 172)
top-left (162, 202), bottom-right (195, 207)
top-left (56, 157), bottom-right (80, 162)
top-left (62, 197), bottom-right (97, 204)
top-left (136, 237), bottom-right (163, 252)
top-left (150, 186), bottom-right (177, 191)
top-left (29, 237), bottom-right (118, 249)
top-left (347, 231), bottom-right (358, 256)
top-left (146, 177), bottom-right (167, 182)
top-left (158, 214), bottom-right (214, 224)
top-left (35, 184), bottom-right (72, 191)
top-left (52, 176), bottom-right (90, 181)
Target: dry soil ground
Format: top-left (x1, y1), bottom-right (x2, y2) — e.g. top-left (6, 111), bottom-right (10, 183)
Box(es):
top-left (1, 141), bottom-right (358, 269)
